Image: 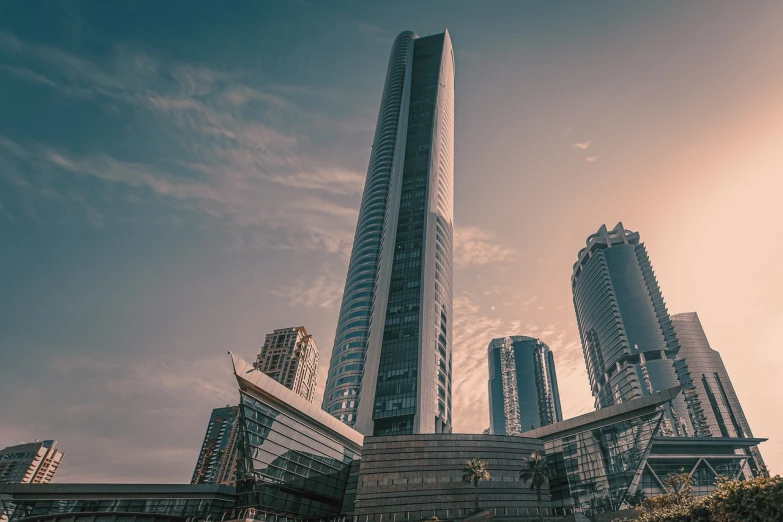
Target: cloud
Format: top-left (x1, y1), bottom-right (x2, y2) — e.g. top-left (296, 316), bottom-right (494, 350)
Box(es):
top-left (0, 63), bottom-right (56, 87)
top-left (1, 351), bottom-right (237, 482)
top-left (572, 141), bottom-right (591, 150)
top-left (454, 226), bottom-right (514, 267)
top-left (0, 31), bottom-right (368, 254)
top-left (585, 155), bottom-right (599, 162)
top-left (451, 293), bottom-right (505, 433)
top-left (270, 273), bottom-right (345, 310)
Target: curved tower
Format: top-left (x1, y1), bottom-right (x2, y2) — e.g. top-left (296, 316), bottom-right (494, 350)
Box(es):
top-left (322, 30), bottom-right (455, 436)
top-left (571, 223), bottom-right (693, 436)
top-left (487, 336), bottom-right (563, 435)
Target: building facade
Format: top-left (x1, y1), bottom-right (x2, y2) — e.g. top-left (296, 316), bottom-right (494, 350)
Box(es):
top-left (0, 483), bottom-right (235, 522)
top-left (322, 29), bottom-right (455, 437)
top-left (671, 312), bottom-right (766, 473)
top-left (255, 327), bottom-right (319, 402)
top-left (190, 406), bottom-right (240, 486)
top-left (488, 336), bottom-right (562, 435)
top-left (231, 354), bottom-right (363, 518)
top-left (0, 441), bottom-right (64, 485)
top-left (522, 386), bottom-right (766, 516)
top-left (353, 434), bottom-right (548, 519)
top-left (571, 223), bottom-right (693, 437)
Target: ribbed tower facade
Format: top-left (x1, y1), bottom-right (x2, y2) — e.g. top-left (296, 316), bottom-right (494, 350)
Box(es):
top-left (487, 336), bottom-right (563, 435)
top-left (571, 223), bottom-right (694, 437)
top-left (322, 30), bottom-right (455, 436)
top-left (671, 312), bottom-right (766, 474)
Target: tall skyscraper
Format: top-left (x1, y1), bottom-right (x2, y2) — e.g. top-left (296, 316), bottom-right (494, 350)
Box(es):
top-left (571, 223), bottom-right (693, 437)
top-left (0, 440), bottom-right (64, 484)
top-left (671, 312), bottom-right (766, 473)
top-left (255, 326), bottom-right (319, 402)
top-left (487, 336), bottom-right (562, 435)
top-left (191, 406), bottom-right (240, 486)
top-left (322, 29), bottom-right (455, 436)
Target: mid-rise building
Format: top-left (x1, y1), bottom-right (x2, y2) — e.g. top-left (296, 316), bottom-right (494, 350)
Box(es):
top-left (487, 336), bottom-right (562, 435)
top-left (671, 311), bottom-right (766, 473)
top-left (571, 223), bottom-right (694, 437)
top-left (322, 29), bottom-right (455, 436)
top-left (255, 326), bottom-right (319, 402)
top-left (190, 406), bottom-right (240, 486)
top-left (0, 441), bottom-right (64, 485)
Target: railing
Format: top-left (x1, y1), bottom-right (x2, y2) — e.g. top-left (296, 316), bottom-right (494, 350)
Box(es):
top-left (190, 505), bottom-right (577, 522)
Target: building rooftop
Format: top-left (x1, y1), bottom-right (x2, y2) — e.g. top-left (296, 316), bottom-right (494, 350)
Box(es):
top-left (522, 386), bottom-right (682, 441)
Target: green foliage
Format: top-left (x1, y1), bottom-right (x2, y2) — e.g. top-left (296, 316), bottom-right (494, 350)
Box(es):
top-left (618, 475), bottom-right (783, 522)
top-left (519, 451), bottom-right (553, 522)
top-left (518, 450), bottom-right (553, 491)
top-left (462, 457), bottom-right (490, 487)
top-left (462, 457), bottom-right (490, 512)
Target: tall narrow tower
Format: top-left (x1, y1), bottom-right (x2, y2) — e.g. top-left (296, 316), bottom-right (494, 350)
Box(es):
top-left (571, 223), bottom-right (693, 436)
top-left (322, 30), bottom-right (455, 436)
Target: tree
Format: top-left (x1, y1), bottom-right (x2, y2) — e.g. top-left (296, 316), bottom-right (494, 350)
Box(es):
top-left (519, 451), bottom-right (553, 522)
top-left (462, 457), bottom-right (491, 513)
top-left (626, 489), bottom-right (646, 508)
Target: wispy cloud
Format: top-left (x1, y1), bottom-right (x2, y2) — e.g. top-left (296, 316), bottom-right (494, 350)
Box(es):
top-left (572, 141), bottom-right (591, 150)
top-left (0, 63), bottom-right (56, 86)
top-left (270, 273), bottom-right (345, 309)
top-left (454, 226), bottom-right (514, 267)
top-left (0, 31), bottom-right (366, 254)
top-left (585, 155), bottom-right (599, 162)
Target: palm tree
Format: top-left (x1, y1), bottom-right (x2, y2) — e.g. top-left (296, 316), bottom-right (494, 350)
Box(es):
top-left (462, 457), bottom-right (491, 513)
top-left (519, 451), bottom-right (552, 522)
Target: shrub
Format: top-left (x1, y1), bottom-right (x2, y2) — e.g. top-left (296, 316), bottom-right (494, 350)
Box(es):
top-left (617, 475), bottom-right (783, 522)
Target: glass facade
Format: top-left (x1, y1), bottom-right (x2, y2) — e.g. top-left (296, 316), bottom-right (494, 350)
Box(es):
top-left (323, 30), bottom-right (455, 437)
top-left (6, 497), bottom-right (231, 521)
top-left (0, 485), bottom-right (235, 522)
top-left (191, 406), bottom-right (240, 486)
top-left (488, 337), bottom-right (563, 435)
top-left (231, 354), bottom-right (363, 518)
top-left (571, 223), bottom-right (693, 437)
top-left (321, 31), bottom-right (415, 430)
top-left (235, 392), bottom-right (360, 517)
top-left (545, 410), bottom-right (663, 515)
top-left (671, 312), bottom-right (766, 474)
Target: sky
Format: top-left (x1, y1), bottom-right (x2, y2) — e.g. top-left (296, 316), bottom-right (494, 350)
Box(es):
top-left (1, 1), bottom-right (782, 481)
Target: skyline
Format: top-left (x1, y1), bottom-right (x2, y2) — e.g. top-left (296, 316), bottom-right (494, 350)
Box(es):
top-left (1, 1), bottom-right (782, 483)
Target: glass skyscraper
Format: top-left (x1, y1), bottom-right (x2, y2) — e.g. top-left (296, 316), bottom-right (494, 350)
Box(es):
top-left (487, 336), bottom-right (562, 435)
top-left (571, 223), bottom-right (693, 437)
top-left (322, 30), bottom-right (455, 436)
top-left (671, 312), bottom-right (766, 473)
top-left (191, 406), bottom-right (240, 486)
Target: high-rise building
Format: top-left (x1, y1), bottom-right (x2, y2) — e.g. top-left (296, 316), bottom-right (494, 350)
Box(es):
top-left (0, 441), bottom-right (64, 484)
top-left (322, 29), bottom-right (455, 436)
top-left (671, 312), bottom-right (766, 473)
top-left (487, 336), bottom-right (563, 435)
top-left (571, 223), bottom-right (693, 437)
top-left (255, 326), bottom-right (319, 402)
top-left (191, 406), bottom-right (240, 486)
